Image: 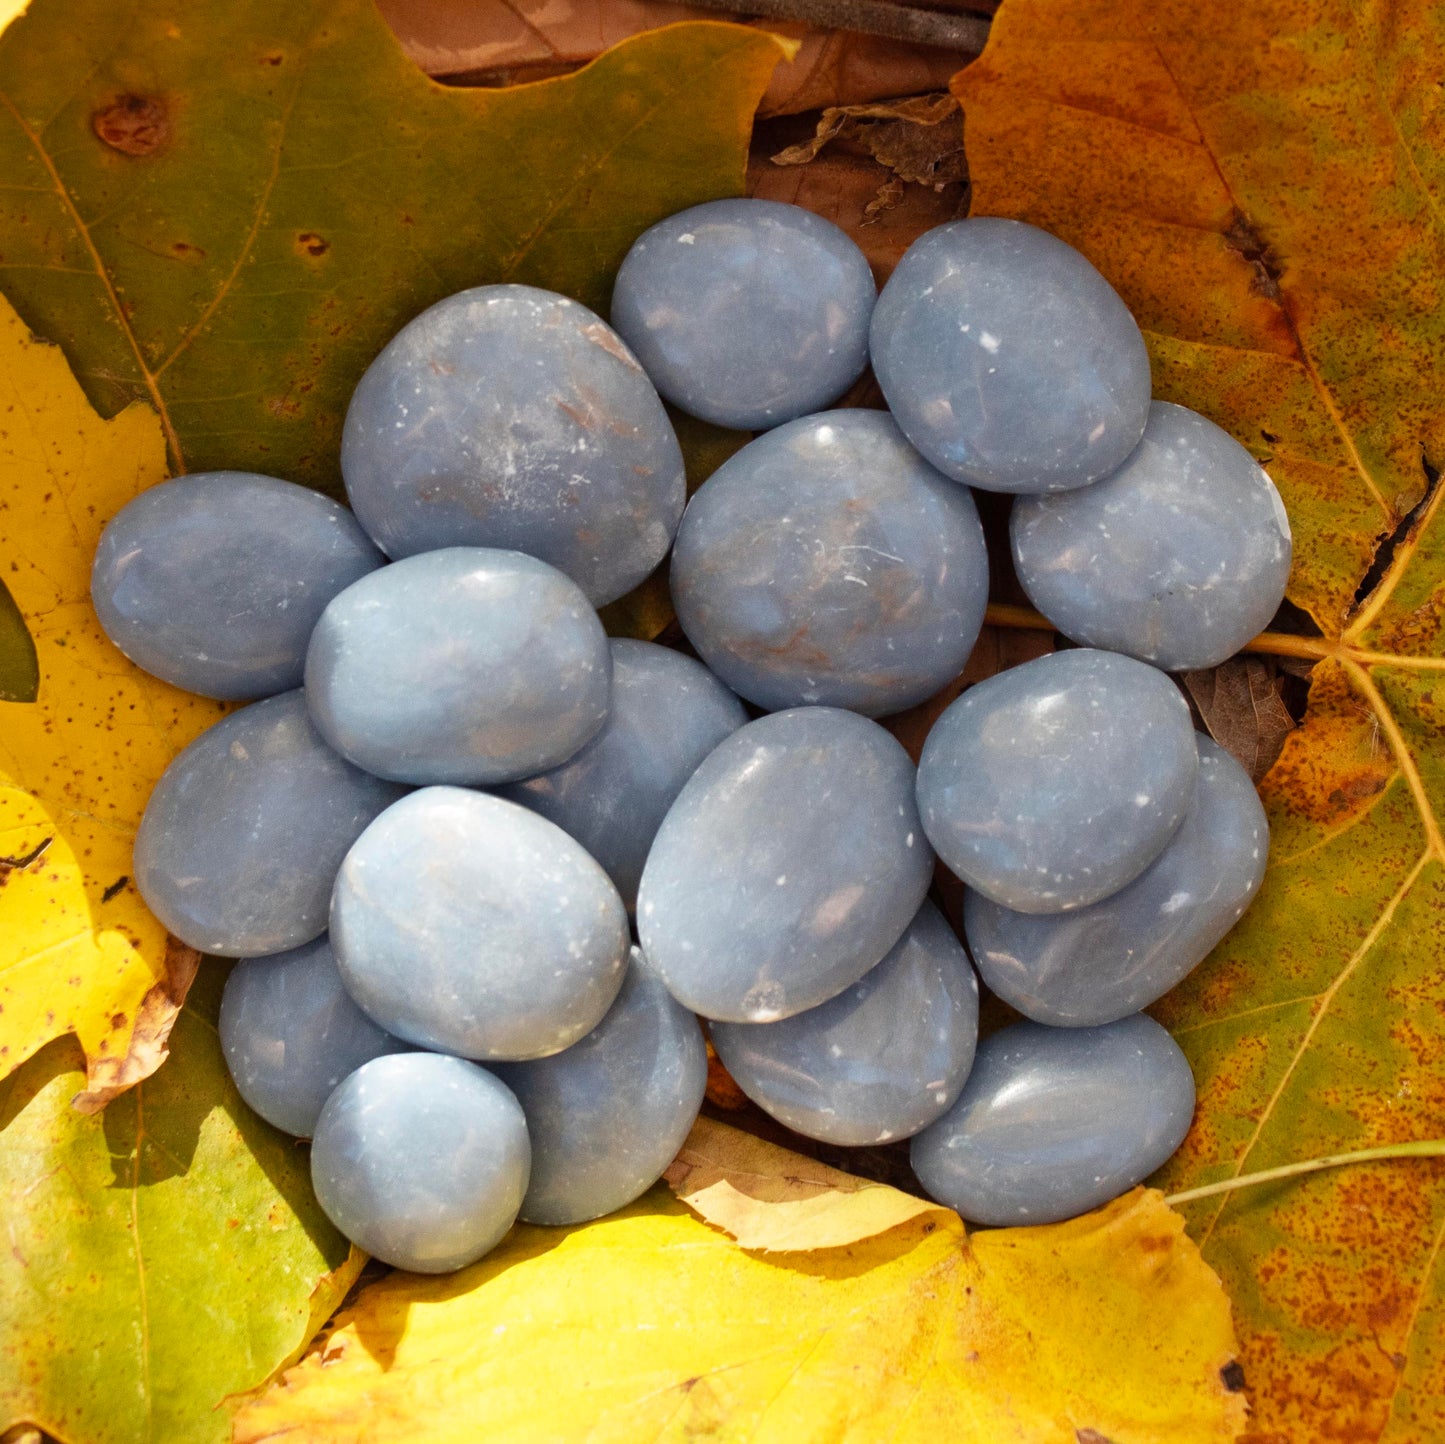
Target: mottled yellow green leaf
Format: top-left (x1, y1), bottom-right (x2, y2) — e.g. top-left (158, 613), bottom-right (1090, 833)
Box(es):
top-left (0, 292), bottom-right (225, 1096)
top-left (0, 0), bottom-right (788, 491)
top-left (236, 1121), bottom-right (1245, 1444)
top-left (954, 3), bottom-right (1445, 1436)
top-left (0, 964), bottom-right (362, 1444)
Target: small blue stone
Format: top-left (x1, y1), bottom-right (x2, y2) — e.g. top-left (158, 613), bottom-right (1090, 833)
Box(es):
top-left (610, 198), bottom-right (875, 430)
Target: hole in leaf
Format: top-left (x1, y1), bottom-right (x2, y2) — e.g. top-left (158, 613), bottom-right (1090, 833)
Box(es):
top-left (1352, 451), bottom-right (1442, 615)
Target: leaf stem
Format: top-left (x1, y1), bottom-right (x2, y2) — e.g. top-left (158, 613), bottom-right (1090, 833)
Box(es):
top-left (982, 602), bottom-right (1333, 662)
top-left (682, 0), bottom-right (992, 53)
top-left (1164, 1139), bottom-right (1445, 1205)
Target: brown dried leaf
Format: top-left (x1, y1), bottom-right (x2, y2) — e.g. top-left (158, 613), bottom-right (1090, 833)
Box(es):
top-left (749, 142), bottom-right (966, 282)
top-left (663, 1115), bottom-right (950, 1249)
top-left (772, 92), bottom-right (963, 187)
top-left (1182, 657), bottom-right (1297, 783)
top-left (69, 939), bottom-right (200, 1114)
top-left (377, 0), bottom-right (966, 116)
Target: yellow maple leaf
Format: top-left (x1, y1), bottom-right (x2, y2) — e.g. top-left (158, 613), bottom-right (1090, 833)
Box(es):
top-left (0, 293), bottom-right (225, 1105)
top-left (236, 1119), bottom-right (1247, 1444)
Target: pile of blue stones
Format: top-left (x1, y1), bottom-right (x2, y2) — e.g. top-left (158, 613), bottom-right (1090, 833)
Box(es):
top-left (91, 200), bottom-right (1291, 1273)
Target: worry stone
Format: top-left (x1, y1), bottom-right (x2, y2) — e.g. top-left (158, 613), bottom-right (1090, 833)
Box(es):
top-left (638, 707), bottom-right (933, 1023)
top-left (305, 547), bottom-right (610, 786)
top-left (219, 934), bottom-right (408, 1138)
top-left (331, 787), bottom-right (629, 1060)
top-left (91, 471), bottom-right (384, 700)
top-left (870, 218), bottom-right (1151, 493)
top-left (916, 648), bottom-right (1198, 913)
top-left (609, 198), bottom-right (876, 430)
top-left (311, 1052), bottom-right (530, 1273)
top-left (910, 1014), bottom-right (1195, 1225)
top-left (494, 950), bottom-right (707, 1226)
top-left (341, 284), bottom-right (684, 606)
top-left (1012, 402), bottom-right (1293, 670)
top-left (710, 899), bottom-right (978, 1145)
top-left (669, 409), bottom-right (989, 716)
top-left (134, 691), bottom-right (406, 957)
top-left (497, 639), bottom-right (747, 909)
top-left (966, 737), bottom-right (1268, 1026)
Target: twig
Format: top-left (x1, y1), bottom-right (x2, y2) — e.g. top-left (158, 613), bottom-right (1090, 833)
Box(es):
top-left (681, 0), bottom-right (992, 53)
top-left (1164, 1139), bottom-right (1445, 1206)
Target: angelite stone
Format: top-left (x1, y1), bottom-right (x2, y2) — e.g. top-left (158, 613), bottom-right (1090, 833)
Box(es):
top-left (637, 707), bottom-right (933, 1023)
top-left (305, 547), bottom-right (610, 786)
top-left (966, 737), bottom-right (1268, 1026)
top-left (497, 639), bottom-right (747, 909)
top-left (219, 934), bottom-right (408, 1138)
top-left (870, 218), bottom-right (1151, 494)
top-left (670, 409), bottom-right (989, 716)
top-left (311, 1053), bottom-right (530, 1273)
top-left (910, 1014), bottom-right (1196, 1226)
top-left (1012, 402), bottom-right (1294, 670)
top-left (494, 950), bottom-right (707, 1226)
top-left (134, 691), bottom-right (406, 957)
top-left (916, 648), bottom-right (1198, 913)
top-left (710, 900), bottom-right (978, 1146)
top-left (331, 788), bottom-right (629, 1061)
top-left (91, 471), bottom-right (384, 700)
top-left (609, 198), bottom-right (876, 430)
top-left (341, 284), bottom-right (684, 606)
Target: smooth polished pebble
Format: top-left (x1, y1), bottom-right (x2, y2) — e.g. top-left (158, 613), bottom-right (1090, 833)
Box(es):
top-left (870, 218), bottom-right (1151, 494)
top-left (341, 284), bottom-right (684, 606)
top-left (134, 691), bottom-right (406, 957)
top-left (311, 1053), bottom-right (530, 1273)
top-left (637, 707), bottom-right (934, 1023)
top-left (710, 899), bottom-right (978, 1146)
top-left (1012, 402), bottom-right (1294, 670)
top-left (609, 198), bottom-right (876, 430)
top-left (916, 649), bottom-right (1198, 913)
top-left (909, 1014), bottom-right (1195, 1225)
top-left (331, 788), bottom-right (629, 1060)
top-left (219, 935), bottom-right (408, 1138)
top-left (966, 737), bottom-right (1268, 1026)
top-left (305, 548), bottom-right (610, 786)
top-left (91, 472), bottom-right (385, 700)
top-left (670, 409), bottom-right (990, 716)
top-left (496, 640), bottom-right (746, 909)
top-left (493, 951), bottom-right (707, 1226)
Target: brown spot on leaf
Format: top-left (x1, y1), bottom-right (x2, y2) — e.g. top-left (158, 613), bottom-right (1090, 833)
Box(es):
top-left (169, 241), bottom-right (205, 261)
top-left (261, 51), bottom-right (284, 65)
top-left (1076, 1431), bottom-right (1116, 1444)
top-left (92, 95), bottom-right (170, 157)
top-left (1221, 1360), bottom-right (1247, 1392)
top-left (101, 875), bottom-right (129, 902)
top-left (296, 232), bottom-right (330, 257)
top-left (1225, 210), bottom-right (1282, 300)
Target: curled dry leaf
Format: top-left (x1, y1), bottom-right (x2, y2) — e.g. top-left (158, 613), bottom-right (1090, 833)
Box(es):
top-left (237, 1118), bottom-right (1245, 1444)
top-left (0, 295), bottom-right (222, 1098)
top-left (375, 0), bottom-right (967, 117)
top-left (772, 91), bottom-right (965, 189)
top-left (664, 1114), bottom-right (949, 1249)
top-left (954, 2), bottom-right (1445, 1435)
